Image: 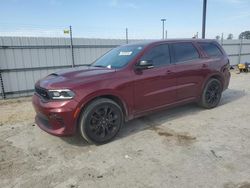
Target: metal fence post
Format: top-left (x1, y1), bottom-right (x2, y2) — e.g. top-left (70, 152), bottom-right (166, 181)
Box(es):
top-left (238, 38), bottom-right (243, 64)
top-left (221, 33), bottom-right (224, 46)
top-left (0, 69), bottom-right (6, 99)
top-left (126, 28), bottom-right (128, 44)
top-left (70, 26), bottom-right (75, 67)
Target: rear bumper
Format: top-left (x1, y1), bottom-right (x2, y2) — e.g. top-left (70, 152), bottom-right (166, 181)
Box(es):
top-left (32, 94), bottom-right (80, 136)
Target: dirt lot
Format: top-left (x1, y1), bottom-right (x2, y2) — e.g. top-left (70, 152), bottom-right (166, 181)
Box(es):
top-left (0, 72), bottom-right (250, 188)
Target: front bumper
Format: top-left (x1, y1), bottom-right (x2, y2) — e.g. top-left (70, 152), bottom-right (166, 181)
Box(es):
top-left (32, 94), bottom-right (80, 136)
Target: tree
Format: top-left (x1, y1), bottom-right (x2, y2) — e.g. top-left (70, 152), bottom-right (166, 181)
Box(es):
top-left (227, 33), bottom-right (233, 40)
top-left (215, 35), bottom-right (220, 40)
top-left (239, 31), bottom-right (250, 39)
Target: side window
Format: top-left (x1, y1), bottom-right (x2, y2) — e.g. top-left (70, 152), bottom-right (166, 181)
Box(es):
top-left (140, 44), bottom-right (170, 67)
top-left (173, 43), bottom-right (199, 63)
top-left (199, 42), bottom-right (223, 57)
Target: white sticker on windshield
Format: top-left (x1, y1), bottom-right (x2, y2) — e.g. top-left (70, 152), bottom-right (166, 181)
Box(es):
top-left (119, 51), bottom-right (133, 56)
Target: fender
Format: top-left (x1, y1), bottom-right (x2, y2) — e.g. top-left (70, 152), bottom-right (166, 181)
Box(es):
top-left (200, 72), bottom-right (225, 97)
top-left (75, 89), bottom-right (131, 122)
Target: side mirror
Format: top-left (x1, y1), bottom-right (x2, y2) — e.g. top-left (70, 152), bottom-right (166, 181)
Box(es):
top-left (136, 60), bottom-right (154, 70)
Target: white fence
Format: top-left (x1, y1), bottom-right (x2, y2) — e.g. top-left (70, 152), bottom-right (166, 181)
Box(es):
top-left (0, 37), bottom-right (250, 99)
top-left (0, 37), bottom-right (135, 98)
top-left (220, 39), bottom-right (250, 66)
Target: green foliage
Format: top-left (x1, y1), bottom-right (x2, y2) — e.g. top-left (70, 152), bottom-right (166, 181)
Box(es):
top-left (215, 35), bottom-right (220, 40)
top-left (239, 31), bottom-right (250, 39)
top-left (227, 33), bottom-right (233, 40)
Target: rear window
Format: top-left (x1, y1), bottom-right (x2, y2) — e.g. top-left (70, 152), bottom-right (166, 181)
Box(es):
top-left (199, 42), bottom-right (223, 57)
top-left (173, 43), bottom-right (199, 62)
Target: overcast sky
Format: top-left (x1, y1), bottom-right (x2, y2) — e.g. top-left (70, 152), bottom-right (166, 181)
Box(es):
top-left (0, 0), bottom-right (249, 39)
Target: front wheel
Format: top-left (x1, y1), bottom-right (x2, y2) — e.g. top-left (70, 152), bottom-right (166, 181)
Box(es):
top-left (199, 78), bottom-right (222, 109)
top-left (78, 98), bottom-right (123, 144)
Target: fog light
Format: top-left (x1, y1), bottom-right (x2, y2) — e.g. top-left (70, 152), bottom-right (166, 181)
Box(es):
top-left (49, 113), bottom-right (62, 121)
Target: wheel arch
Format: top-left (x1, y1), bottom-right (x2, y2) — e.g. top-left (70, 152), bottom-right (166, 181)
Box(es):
top-left (200, 73), bottom-right (224, 97)
top-left (77, 93), bottom-right (129, 125)
top-left (209, 74), bottom-right (224, 85)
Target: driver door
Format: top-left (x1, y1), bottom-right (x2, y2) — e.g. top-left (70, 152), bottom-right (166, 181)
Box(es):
top-left (133, 44), bottom-right (177, 114)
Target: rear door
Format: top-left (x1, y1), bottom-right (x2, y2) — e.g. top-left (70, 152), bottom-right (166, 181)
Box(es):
top-left (133, 44), bottom-right (177, 113)
top-left (198, 41), bottom-right (229, 89)
top-left (171, 42), bottom-right (206, 101)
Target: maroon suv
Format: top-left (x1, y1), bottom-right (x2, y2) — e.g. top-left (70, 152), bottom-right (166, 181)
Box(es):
top-left (32, 39), bottom-right (230, 144)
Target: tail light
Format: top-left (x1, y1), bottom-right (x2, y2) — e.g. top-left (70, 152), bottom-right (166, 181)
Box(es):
top-left (222, 59), bottom-right (230, 73)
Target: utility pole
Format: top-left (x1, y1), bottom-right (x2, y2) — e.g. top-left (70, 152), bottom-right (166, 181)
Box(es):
top-left (69, 26), bottom-right (75, 67)
top-left (126, 28), bottom-right (128, 44)
top-left (202, 0), bottom-right (207, 39)
top-left (165, 30), bottom-right (168, 39)
top-left (161, 19), bottom-right (166, 39)
top-left (221, 33), bottom-right (224, 45)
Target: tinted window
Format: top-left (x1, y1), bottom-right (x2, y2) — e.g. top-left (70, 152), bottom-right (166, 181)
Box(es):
top-left (199, 42), bottom-right (223, 57)
top-left (173, 43), bottom-right (199, 62)
top-left (140, 44), bottom-right (170, 67)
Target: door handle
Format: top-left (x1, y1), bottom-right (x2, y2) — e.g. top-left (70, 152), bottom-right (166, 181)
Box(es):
top-left (202, 64), bottom-right (208, 68)
top-left (166, 70), bottom-right (173, 75)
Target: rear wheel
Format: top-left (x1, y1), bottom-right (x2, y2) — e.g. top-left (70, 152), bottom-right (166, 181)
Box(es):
top-left (79, 98), bottom-right (123, 144)
top-left (199, 78), bottom-right (222, 109)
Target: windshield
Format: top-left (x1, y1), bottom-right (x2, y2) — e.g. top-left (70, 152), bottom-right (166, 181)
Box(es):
top-left (91, 44), bottom-right (145, 69)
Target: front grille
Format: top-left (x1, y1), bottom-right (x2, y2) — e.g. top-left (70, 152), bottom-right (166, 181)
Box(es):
top-left (35, 86), bottom-right (50, 100)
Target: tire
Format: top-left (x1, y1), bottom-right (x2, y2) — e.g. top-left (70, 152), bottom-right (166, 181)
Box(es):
top-left (199, 78), bottom-right (222, 109)
top-left (78, 98), bottom-right (123, 144)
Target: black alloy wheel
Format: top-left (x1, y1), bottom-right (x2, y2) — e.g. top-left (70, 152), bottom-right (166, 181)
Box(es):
top-left (199, 78), bottom-right (222, 109)
top-left (79, 98), bottom-right (123, 144)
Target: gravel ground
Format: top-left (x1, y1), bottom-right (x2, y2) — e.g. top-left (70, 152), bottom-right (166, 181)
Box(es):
top-left (0, 72), bottom-right (250, 188)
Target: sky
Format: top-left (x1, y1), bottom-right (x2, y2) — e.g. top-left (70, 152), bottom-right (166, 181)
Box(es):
top-left (0, 0), bottom-right (249, 39)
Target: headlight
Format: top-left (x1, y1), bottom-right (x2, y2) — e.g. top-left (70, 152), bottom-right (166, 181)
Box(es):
top-left (48, 89), bottom-right (75, 100)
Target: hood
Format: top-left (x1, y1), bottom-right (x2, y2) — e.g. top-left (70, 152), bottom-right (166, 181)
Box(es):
top-left (37, 66), bottom-right (116, 89)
